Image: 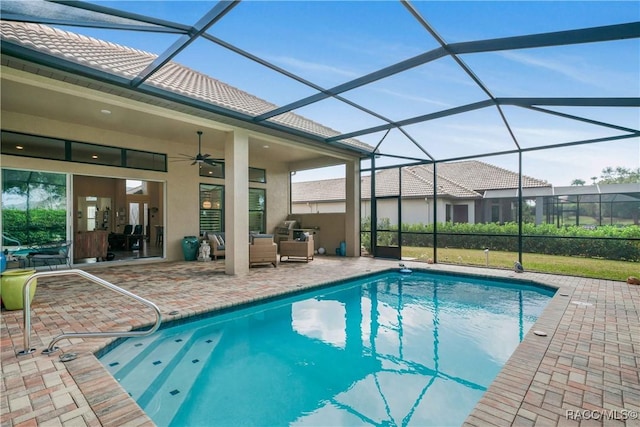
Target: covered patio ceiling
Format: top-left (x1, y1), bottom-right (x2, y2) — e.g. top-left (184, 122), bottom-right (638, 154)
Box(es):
top-left (1, 0), bottom-right (639, 181)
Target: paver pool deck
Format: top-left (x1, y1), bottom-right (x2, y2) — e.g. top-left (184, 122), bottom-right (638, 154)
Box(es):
top-left (1, 257), bottom-right (639, 426)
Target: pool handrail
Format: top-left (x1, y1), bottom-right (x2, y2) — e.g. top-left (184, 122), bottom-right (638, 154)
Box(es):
top-left (17, 269), bottom-right (162, 356)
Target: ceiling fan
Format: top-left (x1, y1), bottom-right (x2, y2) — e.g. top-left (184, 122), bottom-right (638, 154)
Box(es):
top-left (173, 130), bottom-right (221, 166)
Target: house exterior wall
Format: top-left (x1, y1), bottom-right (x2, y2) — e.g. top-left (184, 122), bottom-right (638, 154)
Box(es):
top-left (299, 198), bottom-right (472, 225)
top-left (288, 213), bottom-right (346, 255)
top-left (291, 201), bottom-right (345, 214)
top-left (1, 110), bottom-right (291, 263)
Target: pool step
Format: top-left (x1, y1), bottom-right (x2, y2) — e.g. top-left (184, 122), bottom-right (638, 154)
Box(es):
top-left (139, 329), bottom-right (223, 424)
top-left (101, 333), bottom-right (163, 378)
top-left (103, 329), bottom-right (198, 400)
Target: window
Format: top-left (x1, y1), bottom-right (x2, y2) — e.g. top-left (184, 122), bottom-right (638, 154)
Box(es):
top-left (1, 131), bottom-right (66, 160)
top-left (85, 196), bottom-right (98, 231)
top-left (1, 130), bottom-right (167, 172)
top-left (126, 149), bottom-right (167, 171)
top-left (491, 204), bottom-right (500, 222)
top-left (249, 188), bottom-right (266, 233)
top-left (249, 167), bottom-right (266, 183)
top-left (71, 142), bottom-right (122, 166)
top-left (198, 185), bottom-right (266, 235)
top-left (1, 169), bottom-right (67, 248)
top-left (200, 184), bottom-right (224, 233)
top-left (197, 162), bottom-right (264, 182)
top-left (199, 161), bottom-right (225, 179)
top-left (453, 205), bottom-right (469, 223)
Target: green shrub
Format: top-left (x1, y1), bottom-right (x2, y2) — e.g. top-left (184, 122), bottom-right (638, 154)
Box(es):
top-left (363, 217), bottom-right (640, 261)
top-left (2, 208), bottom-right (67, 247)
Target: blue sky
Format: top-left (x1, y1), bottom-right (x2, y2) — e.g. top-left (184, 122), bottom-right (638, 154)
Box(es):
top-left (54, 1), bottom-right (639, 185)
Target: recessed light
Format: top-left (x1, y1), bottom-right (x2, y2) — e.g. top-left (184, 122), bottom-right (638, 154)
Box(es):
top-left (263, 145), bottom-right (269, 149)
top-left (92, 155), bottom-right (98, 159)
top-left (100, 109), bottom-right (111, 114)
top-left (16, 145), bottom-right (24, 150)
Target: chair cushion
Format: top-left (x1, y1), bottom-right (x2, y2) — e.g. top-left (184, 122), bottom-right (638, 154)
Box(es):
top-left (250, 234), bottom-right (273, 244)
top-left (211, 233), bottom-right (225, 248)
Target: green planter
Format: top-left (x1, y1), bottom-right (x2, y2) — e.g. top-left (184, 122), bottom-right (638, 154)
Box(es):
top-left (1, 269), bottom-right (37, 310)
top-left (181, 236), bottom-right (199, 261)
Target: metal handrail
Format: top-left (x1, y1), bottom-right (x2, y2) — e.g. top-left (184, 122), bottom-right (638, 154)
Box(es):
top-left (18, 269), bottom-right (162, 356)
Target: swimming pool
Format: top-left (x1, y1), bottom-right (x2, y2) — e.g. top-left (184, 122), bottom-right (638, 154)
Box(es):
top-left (99, 270), bottom-right (554, 426)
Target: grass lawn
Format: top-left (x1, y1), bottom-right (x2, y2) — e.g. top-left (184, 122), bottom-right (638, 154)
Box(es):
top-left (401, 246), bottom-right (637, 282)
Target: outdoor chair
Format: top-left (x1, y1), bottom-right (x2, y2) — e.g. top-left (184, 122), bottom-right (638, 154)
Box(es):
top-left (279, 235), bottom-right (314, 263)
top-left (27, 240), bottom-right (72, 270)
top-left (204, 232), bottom-right (225, 260)
top-left (249, 234), bottom-right (277, 268)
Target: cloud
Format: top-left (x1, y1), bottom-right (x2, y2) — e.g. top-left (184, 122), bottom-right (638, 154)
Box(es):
top-left (497, 50), bottom-right (624, 90)
top-left (267, 55), bottom-right (360, 80)
top-left (372, 87), bottom-right (452, 108)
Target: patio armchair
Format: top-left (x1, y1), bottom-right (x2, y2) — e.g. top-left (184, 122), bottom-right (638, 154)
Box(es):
top-left (249, 234), bottom-right (277, 268)
top-left (205, 232), bottom-right (226, 260)
top-left (279, 235), bottom-right (314, 263)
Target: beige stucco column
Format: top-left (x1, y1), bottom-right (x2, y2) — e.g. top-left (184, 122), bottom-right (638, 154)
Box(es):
top-left (345, 160), bottom-right (361, 256)
top-left (224, 130), bottom-right (250, 275)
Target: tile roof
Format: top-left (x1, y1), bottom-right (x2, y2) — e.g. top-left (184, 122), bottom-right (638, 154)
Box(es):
top-left (429, 161), bottom-right (550, 190)
top-left (291, 177), bottom-right (346, 202)
top-left (0, 21), bottom-right (373, 153)
top-left (292, 160), bottom-right (550, 202)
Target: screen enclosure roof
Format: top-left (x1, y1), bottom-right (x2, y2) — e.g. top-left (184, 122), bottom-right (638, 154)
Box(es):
top-left (1, 0), bottom-right (639, 171)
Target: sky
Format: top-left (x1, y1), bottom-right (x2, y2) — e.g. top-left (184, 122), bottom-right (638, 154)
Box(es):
top-left (25, 0), bottom-right (640, 186)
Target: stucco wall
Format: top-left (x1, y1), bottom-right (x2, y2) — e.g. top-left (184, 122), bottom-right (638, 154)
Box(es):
top-left (1, 110), bottom-right (291, 262)
top-left (298, 198), bottom-right (477, 225)
top-left (291, 201), bottom-right (345, 214)
top-left (289, 213), bottom-right (346, 255)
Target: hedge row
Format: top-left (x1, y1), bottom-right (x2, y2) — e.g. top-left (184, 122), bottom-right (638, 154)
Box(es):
top-left (364, 222), bottom-right (640, 262)
top-left (2, 209), bottom-right (67, 247)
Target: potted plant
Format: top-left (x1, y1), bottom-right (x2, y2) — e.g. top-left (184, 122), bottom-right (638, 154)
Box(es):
top-left (1, 269), bottom-right (37, 310)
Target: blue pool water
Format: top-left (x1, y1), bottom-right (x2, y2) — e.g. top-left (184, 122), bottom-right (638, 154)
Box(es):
top-left (99, 271), bottom-right (554, 426)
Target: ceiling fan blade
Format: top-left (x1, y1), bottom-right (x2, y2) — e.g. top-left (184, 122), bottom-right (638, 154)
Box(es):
top-left (191, 160), bottom-right (197, 166)
top-left (202, 153), bottom-right (211, 159)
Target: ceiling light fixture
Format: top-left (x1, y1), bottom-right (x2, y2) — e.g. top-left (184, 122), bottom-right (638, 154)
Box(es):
top-left (100, 109), bottom-right (111, 114)
top-left (92, 155), bottom-right (98, 159)
top-left (16, 145), bottom-right (24, 150)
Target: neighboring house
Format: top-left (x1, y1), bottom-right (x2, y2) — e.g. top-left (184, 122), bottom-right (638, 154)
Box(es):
top-left (292, 161), bottom-right (551, 225)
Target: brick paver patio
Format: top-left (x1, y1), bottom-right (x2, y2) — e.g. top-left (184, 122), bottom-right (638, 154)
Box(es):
top-left (1, 257), bottom-right (638, 426)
